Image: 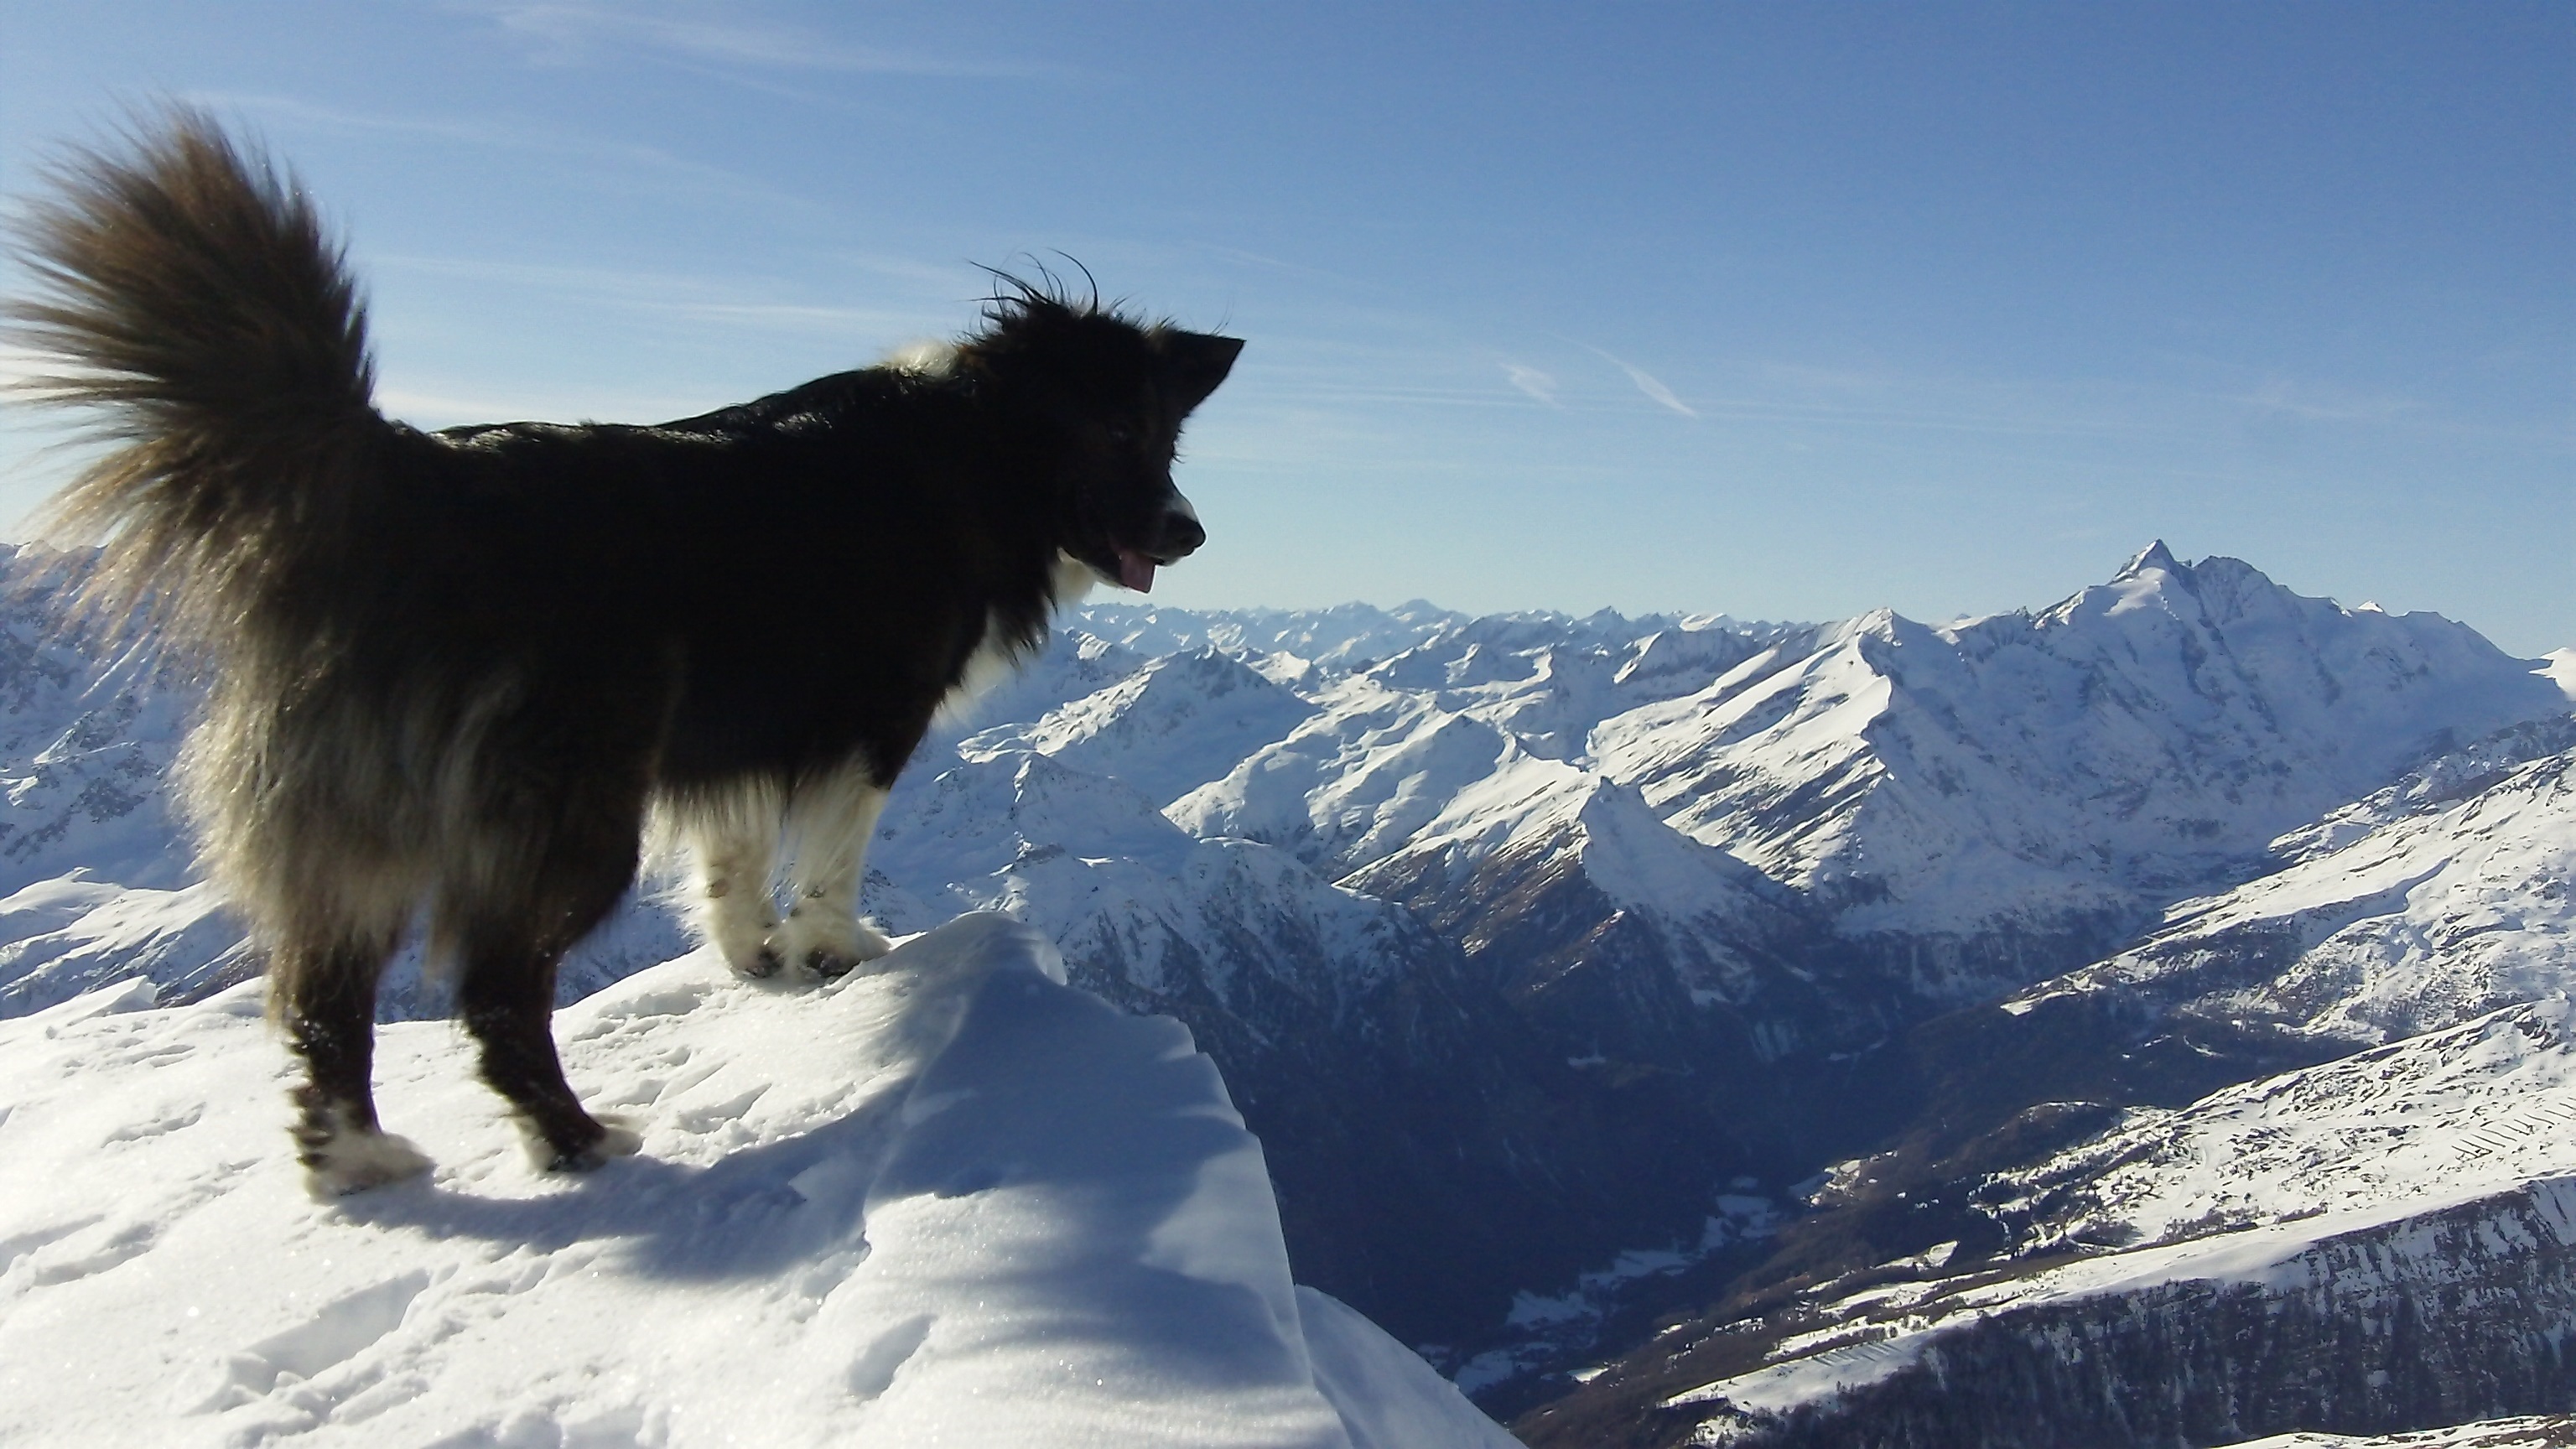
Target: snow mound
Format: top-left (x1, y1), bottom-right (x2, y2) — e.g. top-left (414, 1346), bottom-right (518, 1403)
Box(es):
top-left (0, 914), bottom-right (1513, 1448)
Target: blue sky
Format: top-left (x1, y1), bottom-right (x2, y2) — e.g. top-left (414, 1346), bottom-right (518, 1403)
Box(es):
top-left (3, 3), bottom-right (2569, 653)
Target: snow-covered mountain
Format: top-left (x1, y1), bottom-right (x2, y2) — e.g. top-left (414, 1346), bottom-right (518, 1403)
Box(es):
top-left (1070, 597), bottom-right (1469, 671)
top-left (1514, 712), bottom-right (2576, 1445)
top-left (1157, 544), bottom-right (2566, 1100)
top-left (1983, 996), bottom-right (2576, 1255)
top-left (3, 537), bottom-right (2570, 1445)
top-left (1592, 543), bottom-right (2567, 997)
top-left (0, 553), bottom-right (195, 896)
top-left (2007, 735), bottom-right (2576, 1047)
top-left (1164, 610), bottom-right (1794, 865)
top-left (957, 647), bottom-right (1319, 808)
top-left (1531, 996), bottom-right (2576, 1447)
top-left (1343, 754), bottom-right (1814, 1067)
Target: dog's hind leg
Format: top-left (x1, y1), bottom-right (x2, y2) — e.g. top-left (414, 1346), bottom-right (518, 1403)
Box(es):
top-left (451, 848), bottom-right (646, 1172)
top-left (772, 764), bottom-right (893, 979)
top-left (277, 932), bottom-right (433, 1198)
top-left (449, 714), bottom-right (654, 1171)
top-left (457, 948), bottom-right (641, 1172)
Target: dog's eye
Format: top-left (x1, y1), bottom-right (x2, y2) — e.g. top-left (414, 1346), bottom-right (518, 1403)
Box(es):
top-left (1106, 424), bottom-right (1135, 446)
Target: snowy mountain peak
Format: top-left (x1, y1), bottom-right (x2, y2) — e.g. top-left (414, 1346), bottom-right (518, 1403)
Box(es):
top-left (2545, 647), bottom-right (2576, 703)
top-left (876, 750), bottom-right (1193, 891)
top-left (1613, 621), bottom-right (1784, 696)
top-left (959, 645), bottom-right (1316, 808)
top-left (1071, 600), bottom-right (1467, 672)
top-left (1593, 547), bottom-right (2571, 988)
top-left (2117, 538), bottom-right (2184, 580)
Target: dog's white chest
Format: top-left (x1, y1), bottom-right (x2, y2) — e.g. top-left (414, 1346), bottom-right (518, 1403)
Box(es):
top-left (937, 552), bottom-right (1099, 723)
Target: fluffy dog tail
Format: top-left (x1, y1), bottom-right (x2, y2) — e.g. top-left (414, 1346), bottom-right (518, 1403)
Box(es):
top-left (7, 109), bottom-right (385, 645)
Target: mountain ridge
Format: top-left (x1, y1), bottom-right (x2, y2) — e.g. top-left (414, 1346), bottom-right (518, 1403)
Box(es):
top-left (1, 539), bottom-right (2568, 1442)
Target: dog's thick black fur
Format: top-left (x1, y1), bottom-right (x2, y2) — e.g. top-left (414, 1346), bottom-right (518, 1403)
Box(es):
top-left (7, 112), bottom-right (1239, 1195)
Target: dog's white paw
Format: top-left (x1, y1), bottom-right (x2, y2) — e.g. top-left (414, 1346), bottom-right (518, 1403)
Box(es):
top-left (302, 1129), bottom-right (434, 1201)
top-left (772, 908), bottom-right (891, 980)
top-left (707, 906), bottom-right (785, 979)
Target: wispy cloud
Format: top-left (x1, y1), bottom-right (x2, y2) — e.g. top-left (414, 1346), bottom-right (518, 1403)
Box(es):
top-left (195, 91), bottom-right (826, 216)
top-left (1580, 344), bottom-right (1698, 418)
top-left (2233, 374), bottom-right (2421, 424)
top-left (470, 3), bottom-right (1079, 81)
top-left (371, 254), bottom-right (949, 338)
top-left (1502, 363), bottom-right (1558, 405)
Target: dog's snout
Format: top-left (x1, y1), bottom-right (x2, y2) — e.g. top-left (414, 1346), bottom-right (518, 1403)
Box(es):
top-left (1156, 506), bottom-right (1206, 561)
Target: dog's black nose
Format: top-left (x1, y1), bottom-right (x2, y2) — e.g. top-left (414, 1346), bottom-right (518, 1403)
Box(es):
top-left (1154, 506), bottom-right (1205, 561)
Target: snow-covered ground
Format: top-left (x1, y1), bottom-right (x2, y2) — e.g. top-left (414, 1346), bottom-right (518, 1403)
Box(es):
top-left (0, 915), bottom-right (1515, 1448)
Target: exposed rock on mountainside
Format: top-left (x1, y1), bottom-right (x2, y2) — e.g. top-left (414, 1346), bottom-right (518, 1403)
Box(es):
top-left (1700, 1179), bottom-right (2576, 1449)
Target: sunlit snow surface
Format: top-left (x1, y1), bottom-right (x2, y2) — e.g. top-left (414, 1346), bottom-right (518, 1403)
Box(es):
top-left (0, 915), bottom-right (1514, 1448)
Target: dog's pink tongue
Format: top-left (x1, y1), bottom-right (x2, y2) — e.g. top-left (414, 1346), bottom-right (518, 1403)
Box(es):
top-left (1117, 547), bottom-right (1156, 593)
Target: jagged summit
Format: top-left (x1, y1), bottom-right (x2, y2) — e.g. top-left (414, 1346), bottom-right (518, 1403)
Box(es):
top-left (2117, 538), bottom-right (2184, 579)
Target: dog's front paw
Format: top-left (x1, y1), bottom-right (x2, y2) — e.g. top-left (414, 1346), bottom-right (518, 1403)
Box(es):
top-left (702, 895), bottom-right (783, 979)
top-left (774, 909), bottom-right (891, 981)
top-left (804, 919), bottom-right (893, 979)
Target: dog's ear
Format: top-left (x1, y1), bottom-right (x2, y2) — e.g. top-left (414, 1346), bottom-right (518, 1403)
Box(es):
top-left (1157, 331), bottom-right (1244, 413)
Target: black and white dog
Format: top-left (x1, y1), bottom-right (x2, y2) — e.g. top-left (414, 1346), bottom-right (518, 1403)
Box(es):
top-left (8, 113), bottom-right (1239, 1196)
